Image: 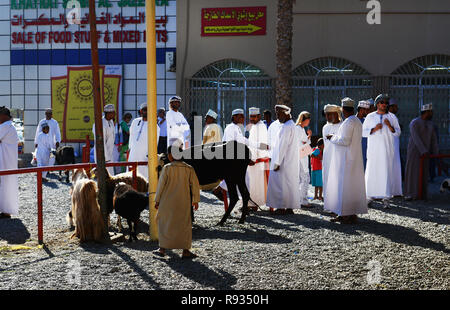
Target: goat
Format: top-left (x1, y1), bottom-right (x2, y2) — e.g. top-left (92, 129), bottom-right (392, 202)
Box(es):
top-left (159, 141), bottom-right (257, 225)
top-left (67, 169), bottom-right (105, 243)
top-left (54, 146), bottom-right (75, 183)
top-left (90, 167), bottom-right (148, 230)
top-left (113, 182), bottom-right (149, 242)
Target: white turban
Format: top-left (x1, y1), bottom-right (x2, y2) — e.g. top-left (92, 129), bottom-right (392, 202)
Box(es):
top-left (323, 104), bottom-right (341, 113)
top-left (375, 94), bottom-right (390, 104)
top-left (275, 104), bottom-right (291, 115)
top-left (104, 104), bottom-right (115, 112)
top-left (324, 104), bottom-right (342, 121)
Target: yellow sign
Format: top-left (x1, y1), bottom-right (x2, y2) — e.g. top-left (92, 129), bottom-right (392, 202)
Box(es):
top-left (63, 66), bottom-right (105, 142)
top-left (51, 76), bottom-right (67, 136)
top-left (203, 24), bottom-right (262, 34)
top-left (51, 66), bottom-right (122, 142)
top-left (103, 75), bottom-right (121, 108)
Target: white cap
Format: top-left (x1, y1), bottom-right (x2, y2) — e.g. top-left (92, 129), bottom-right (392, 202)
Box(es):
top-left (206, 109), bottom-right (218, 119)
top-left (232, 108), bottom-right (244, 116)
top-left (341, 97), bottom-right (355, 108)
top-left (169, 96), bottom-right (182, 102)
top-left (275, 104), bottom-right (291, 114)
top-left (168, 138), bottom-right (184, 150)
top-left (139, 102), bottom-right (147, 110)
top-left (249, 107), bottom-right (260, 115)
top-left (104, 104), bottom-right (115, 112)
top-left (358, 100), bottom-right (371, 109)
top-left (421, 103), bottom-right (433, 111)
top-left (45, 108), bottom-right (53, 113)
top-left (41, 122), bottom-right (49, 129)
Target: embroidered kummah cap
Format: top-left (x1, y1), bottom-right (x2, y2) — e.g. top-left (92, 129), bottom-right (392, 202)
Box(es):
top-left (45, 108), bottom-right (53, 113)
top-left (139, 102), bottom-right (147, 110)
top-left (341, 97), bottom-right (355, 108)
top-left (41, 122), bottom-right (49, 129)
top-left (104, 104), bottom-right (115, 112)
top-left (231, 108), bottom-right (244, 116)
top-left (249, 107), bottom-right (260, 115)
top-left (421, 103), bottom-right (433, 111)
top-left (375, 94), bottom-right (390, 104)
top-left (358, 100), bottom-right (371, 109)
top-left (206, 109), bottom-right (218, 119)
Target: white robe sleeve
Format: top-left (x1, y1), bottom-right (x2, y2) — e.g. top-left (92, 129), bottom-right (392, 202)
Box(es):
top-left (274, 125), bottom-right (291, 167)
top-left (330, 119), bottom-right (353, 146)
top-left (362, 115), bottom-right (374, 138)
top-left (34, 120), bottom-right (43, 144)
top-left (390, 114), bottom-right (401, 137)
top-left (54, 120), bottom-right (62, 143)
top-left (0, 122), bottom-right (11, 141)
top-left (180, 116), bottom-right (190, 141)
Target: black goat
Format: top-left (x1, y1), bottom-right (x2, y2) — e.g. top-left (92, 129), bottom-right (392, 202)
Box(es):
top-left (159, 141), bottom-right (257, 225)
top-left (113, 182), bottom-right (149, 242)
top-left (54, 146), bottom-right (75, 183)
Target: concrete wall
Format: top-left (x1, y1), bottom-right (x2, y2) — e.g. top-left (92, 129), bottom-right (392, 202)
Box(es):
top-left (177, 0), bottom-right (450, 96)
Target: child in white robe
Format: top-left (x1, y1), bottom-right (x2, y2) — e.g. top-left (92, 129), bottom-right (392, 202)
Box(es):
top-left (35, 123), bottom-right (54, 181)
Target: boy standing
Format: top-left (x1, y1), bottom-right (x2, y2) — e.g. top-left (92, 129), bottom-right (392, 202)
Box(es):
top-left (35, 123), bottom-right (54, 182)
top-left (311, 138), bottom-right (324, 201)
top-left (154, 144), bottom-right (201, 259)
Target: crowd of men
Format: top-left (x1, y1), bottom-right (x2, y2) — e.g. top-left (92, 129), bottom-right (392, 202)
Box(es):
top-left (0, 93), bottom-right (441, 222)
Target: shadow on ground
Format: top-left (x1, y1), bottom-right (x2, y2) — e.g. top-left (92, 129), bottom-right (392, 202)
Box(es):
top-left (0, 218), bottom-right (31, 244)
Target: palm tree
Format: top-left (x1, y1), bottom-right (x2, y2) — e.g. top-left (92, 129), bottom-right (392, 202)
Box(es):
top-left (276, 0), bottom-right (294, 108)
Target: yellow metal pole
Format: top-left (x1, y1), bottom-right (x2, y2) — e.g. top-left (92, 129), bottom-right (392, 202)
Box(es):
top-left (146, 0), bottom-right (158, 241)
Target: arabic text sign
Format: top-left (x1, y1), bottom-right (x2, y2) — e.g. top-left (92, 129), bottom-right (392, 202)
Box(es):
top-left (201, 6), bottom-right (266, 37)
top-left (10, 12), bottom-right (169, 45)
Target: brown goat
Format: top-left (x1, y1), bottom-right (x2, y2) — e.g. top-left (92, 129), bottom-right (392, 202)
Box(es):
top-left (68, 169), bottom-right (105, 243)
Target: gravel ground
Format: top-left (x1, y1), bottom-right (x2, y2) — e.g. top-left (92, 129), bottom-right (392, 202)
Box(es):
top-left (0, 171), bottom-right (449, 290)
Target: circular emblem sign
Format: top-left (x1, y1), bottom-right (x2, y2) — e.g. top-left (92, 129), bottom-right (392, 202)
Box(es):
top-left (103, 82), bottom-right (113, 104)
top-left (56, 84), bottom-right (66, 104)
top-left (73, 73), bottom-right (93, 101)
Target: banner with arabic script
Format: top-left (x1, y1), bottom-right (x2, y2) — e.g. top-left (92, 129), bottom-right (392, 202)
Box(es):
top-left (201, 6), bottom-right (266, 37)
top-left (51, 65), bottom-right (123, 142)
top-left (63, 66), bottom-right (105, 142)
